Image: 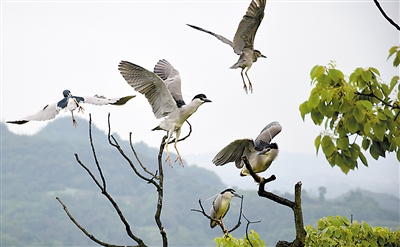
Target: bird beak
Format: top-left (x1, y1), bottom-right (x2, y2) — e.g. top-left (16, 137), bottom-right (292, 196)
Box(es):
top-left (261, 54), bottom-right (267, 58)
top-left (203, 98), bottom-right (212, 103)
top-left (234, 193), bottom-right (242, 198)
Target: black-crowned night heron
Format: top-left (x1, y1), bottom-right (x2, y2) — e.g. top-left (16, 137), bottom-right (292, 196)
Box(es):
top-left (7, 90), bottom-right (135, 127)
top-left (212, 121), bottom-right (281, 181)
top-left (210, 188), bottom-right (241, 230)
top-left (187, 0), bottom-right (267, 94)
top-left (118, 59), bottom-right (211, 167)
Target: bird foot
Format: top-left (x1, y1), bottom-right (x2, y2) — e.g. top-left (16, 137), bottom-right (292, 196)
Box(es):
top-left (174, 156), bottom-right (184, 167)
top-left (165, 156), bottom-right (173, 167)
top-left (243, 84), bottom-right (248, 94)
top-left (257, 175), bottom-right (264, 184)
top-left (77, 105), bottom-right (85, 114)
top-left (248, 83), bottom-right (253, 94)
top-left (72, 119), bottom-right (78, 128)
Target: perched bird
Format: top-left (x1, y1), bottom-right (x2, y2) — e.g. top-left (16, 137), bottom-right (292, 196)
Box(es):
top-left (212, 121), bottom-right (281, 180)
top-left (118, 59), bottom-right (211, 167)
top-left (210, 188), bottom-right (241, 230)
top-left (187, 0), bottom-right (267, 94)
top-left (7, 90), bottom-right (135, 127)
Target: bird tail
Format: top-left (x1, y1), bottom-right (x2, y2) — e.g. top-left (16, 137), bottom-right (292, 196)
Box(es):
top-left (110, 95), bottom-right (136, 105)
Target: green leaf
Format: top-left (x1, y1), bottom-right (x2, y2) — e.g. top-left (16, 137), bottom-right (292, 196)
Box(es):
top-left (321, 135), bottom-right (335, 157)
top-left (362, 137), bottom-right (370, 150)
top-left (311, 109), bottom-right (324, 125)
top-left (299, 101), bottom-right (310, 120)
top-left (358, 100), bottom-right (373, 110)
top-left (329, 69), bottom-right (344, 83)
top-left (373, 123), bottom-right (385, 141)
top-left (310, 65), bottom-right (325, 80)
top-left (390, 76), bottom-right (399, 90)
top-left (369, 67), bottom-right (380, 76)
top-left (309, 93), bottom-right (320, 108)
top-left (337, 136), bottom-right (349, 150)
top-left (359, 151), bottom-right (368, 166)
top-left (353, 107), bottom-right (365, 123)
top-left (361, 70), bottom-right (372, 82)
top-left (387, 45), bottom-right (398, 60)
top-left (347, 117), bottom-right (359, 133)
top-left (397, 149), bottom-right (400, 162)
top-left (315, 135), bottom-right (322, 154)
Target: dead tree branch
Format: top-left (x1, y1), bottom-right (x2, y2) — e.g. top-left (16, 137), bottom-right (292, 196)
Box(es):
top-left (373, 0), bottom-right (400, 31)
top-left (242, 156), bottom-right (306, 247)
top-left (57, 113), bottom-right (170, 247)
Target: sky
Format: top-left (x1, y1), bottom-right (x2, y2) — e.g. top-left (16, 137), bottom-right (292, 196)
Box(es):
top-left (1, 1), bottom-right (399, 191)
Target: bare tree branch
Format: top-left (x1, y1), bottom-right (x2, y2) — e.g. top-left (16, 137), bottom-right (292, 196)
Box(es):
top-left (129, 132), bottom-right (159, 179)
top-left (56, 197), bottom-right (141, 247)
top-left (241, 213), bottom-right (261, 247)
top-left (89, 114), bottom-right (107, 190)
top-left (155, 135), bottom-right (168, 246)
top-left (242, 156), bottom-right (306, 247)
top-left (373, 0), bottom-right (400, 31)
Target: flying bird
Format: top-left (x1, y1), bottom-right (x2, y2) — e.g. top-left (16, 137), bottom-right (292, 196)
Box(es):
top-left (210, 188), bottom-right (241, 231)
top-left (187, 0), bottom-right (267, 94)
top-left (7, 90), bottom-right (135, 127)
top-left (118, 59), bottom-right (211, 167)
top-left (212, 121), bottom-right (281, 181)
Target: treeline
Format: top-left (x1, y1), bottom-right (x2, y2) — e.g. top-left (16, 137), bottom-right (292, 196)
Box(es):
top-left (2, 119), bottom-right (399, 246)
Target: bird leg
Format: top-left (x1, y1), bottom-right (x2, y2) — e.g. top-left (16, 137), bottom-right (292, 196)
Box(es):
top-left (240, 69), bottom-right (248, 94)
top-left (244, 69), bottom-right (253, 93)
top-left (173, 142), bottom-right (184, 167)
top-left (172, 128), bottom-right (184, 166)
top-left (71, 111), bottom-right (78, 127)
top-left (73, 98), bottom-right (85, 114)
top-left (218, 219), bottom-right (229, 235)
top-left (164, 131), bottom-right (174, 167)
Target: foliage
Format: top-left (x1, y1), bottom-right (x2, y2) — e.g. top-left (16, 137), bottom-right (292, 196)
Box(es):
top-left (215, 230), bottom-right (266, 247)
top-left (305, 215), bottom-right (400, 247)
top-left (299, 45), bottom-right (400, 173)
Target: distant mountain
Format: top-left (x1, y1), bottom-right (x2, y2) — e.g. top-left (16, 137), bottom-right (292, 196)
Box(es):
top-left (1, 119), bottom-right (399, 246)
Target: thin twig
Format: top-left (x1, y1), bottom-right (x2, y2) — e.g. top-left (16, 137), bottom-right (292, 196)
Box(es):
top-left (129, 132), bottom-right (158, 179)
top-left (88, 114), bottom-right (107, 190)
top-left (373, 0), bottom-right (400, 31)
top-left (167, 120), bottom-right (193, 144)
top-left (241, 213), bottom-right (261, 247)
top-left (56, 197), bottom-right (140, 247)
top-left (155, 135), bottom-right (168, 247)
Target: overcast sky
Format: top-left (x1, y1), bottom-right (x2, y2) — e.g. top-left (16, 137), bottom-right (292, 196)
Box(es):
top-left (2, 1), bottom-right (399, 166)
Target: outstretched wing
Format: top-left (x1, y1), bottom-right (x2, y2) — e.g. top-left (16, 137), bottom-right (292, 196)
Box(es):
top-left (187, 24), bottom-right (233, 48)
top-left (153, 59), bottom-right (185, 107)
top-left (7, 103), bottom-right (61, 124)
top-left (254, 121), bottom-right (282, 151)
top-left (118, 60), bottom-right (177, 119)
top-left (82, 95), bottom-right (135, 106)
top-left (212, 138), bottom-right (255, 168)
top-left (233, 0), bottom-right (266, 54)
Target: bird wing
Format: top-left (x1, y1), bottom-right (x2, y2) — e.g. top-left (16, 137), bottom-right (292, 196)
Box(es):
top-left (81, 95), bottom-right (135, 106)
top-left (153, 59), bottom-right (185, 107)
top-left (212, 139), bottom-right (255, 168)
top-left (254, 121), bottom-right (282, 151)
top-left (232, 0), bottom-right (266, 55)
top-left (118, 60), bottom-right (178, 119)
top-left (186, 24), bottom-right (233, 48)
top-left (6, 103), bottom-right (61, 124)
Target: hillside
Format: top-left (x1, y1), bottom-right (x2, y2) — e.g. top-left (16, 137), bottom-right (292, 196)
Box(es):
top-left (1, 118), bottom-right (399, 246)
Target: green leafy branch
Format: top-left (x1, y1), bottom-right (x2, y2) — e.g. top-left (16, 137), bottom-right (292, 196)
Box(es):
top-left (299, 45), bottom-right (400, 173)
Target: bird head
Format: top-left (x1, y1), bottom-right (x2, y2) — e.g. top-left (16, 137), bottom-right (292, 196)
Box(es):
top-left (257, 142), bottom-right (278, 156)
top-left (192, 94), bottom-right (212, 103)
top-left (62, 90), bottom-right (72, 98)
top-left (221, 188), bottom-right (242, 199)
top-left (254, 50), bottom-right (267, 59)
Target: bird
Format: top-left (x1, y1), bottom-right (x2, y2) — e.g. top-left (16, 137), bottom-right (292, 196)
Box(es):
top-left (187, 0), bottom-right (267, 94)
top-left (7, 90), bottom-right (135, 127)
top-left (118, 59), bottom-right (211, 167)
top-left (212, 121), bottom-right (281, 181)
top-left (210, 188), bottom-right (241, 231)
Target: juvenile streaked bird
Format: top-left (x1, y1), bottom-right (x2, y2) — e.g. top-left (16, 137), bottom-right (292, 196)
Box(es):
top-left (7, 90), bottom-right (135, 127)
top-left (210, 188), bottom-right (241, 231)
top-left (212, 121), bottom-right (281, 181)
top-left (118, 59), bottom-right (211, 167)
top-left (187, 0), bottom-right (267, 94)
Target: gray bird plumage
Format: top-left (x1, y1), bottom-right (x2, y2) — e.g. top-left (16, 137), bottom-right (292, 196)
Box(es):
top-left (7, 90), bottom-right (135, 127)
top-left (210, 188), bottom-right (241, 229)
top-left (187, 0), bottom-right (267, 93)
top-left (118, 60), bottom-right (211, 167)
top-left (212, 121), bottom-right (281, 177)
